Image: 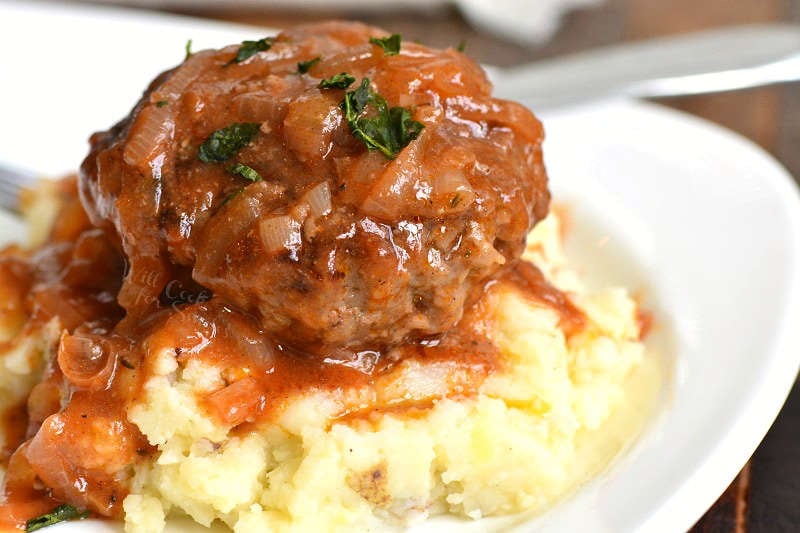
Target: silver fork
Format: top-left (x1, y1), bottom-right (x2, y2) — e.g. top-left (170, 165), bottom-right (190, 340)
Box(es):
top-left (0, 164), bottom-right (38, 213)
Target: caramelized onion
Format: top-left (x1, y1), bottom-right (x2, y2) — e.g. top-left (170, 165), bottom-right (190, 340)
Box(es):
top-left (122, 104), bottom-right (174, 169)
top-left (259, 215), bottom-right (302, 254)
top-left (234, 75), bottom-right (305, 123)
top-left (375, 360), bottom-right (478, 405)
top-left (283, 95), bottom-right (341, 161)
top-left (361, 139), bottom-right (423, 220)
top-left (3, 444), bottom-right (37, 495)
top-left (204, 376), bottom-right (264, 427)
top-left (57, 332), bottom-right (116, 391)
top-left (152, 53), bottom-right (209, 100)
top-left (302, 181), bottom-right (332, 219)
top-left (223, 317), bottom-right (277, 368)
top-left (219, 196), bottom-right (262, 244)
top-left (124, 54), bottom-right (209, 168)
top-left (0, 258), bottom-right (31, 342)
top-left (197, 194), bottom-right (262, 273)
top-left (435, 170), bottom-right (475, 212)
top-left (29, 286), bottom-right (92, 331)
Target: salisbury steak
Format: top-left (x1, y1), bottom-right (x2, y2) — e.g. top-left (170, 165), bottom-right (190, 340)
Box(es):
top-left (79, 21), bottom-right (549, 354)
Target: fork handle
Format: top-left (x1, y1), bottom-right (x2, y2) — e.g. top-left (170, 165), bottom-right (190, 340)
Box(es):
top-left (0, 163), bottom-right (38, 213)
top-left (492, 24), bottom-right (800, 108)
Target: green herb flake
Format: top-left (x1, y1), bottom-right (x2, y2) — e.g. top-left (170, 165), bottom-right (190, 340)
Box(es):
top-left (198, 123), bottom-right (261, 163)
top-left (228, 163), bottom-right (262, 182)
top-left (297, 56), bottom-right (321, 74)
top-left (340, 78), bottom-right (424, 159)
top-left (184, 38), bottom-right (193, 61)
top-left (450, 193), bottom-right (462, 208)
top-left (456, 39), bottom-right (467, 53)
top-left (319, 72), bottom-right (356, 90)
top-left (25, 504), bottom-right (89, 532)
top-left (369, 34), bottom-right (402, 56)
top-left (228, 37), bottom-right (274, 65)
top-left (156, 100), bottom-right (169, 108)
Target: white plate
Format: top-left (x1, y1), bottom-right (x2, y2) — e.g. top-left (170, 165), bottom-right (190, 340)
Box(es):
top-left (1, 2), bottom-right (799, 532)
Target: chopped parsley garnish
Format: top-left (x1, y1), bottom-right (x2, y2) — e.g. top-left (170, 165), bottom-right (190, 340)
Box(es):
top-left (318, 72), bottom-right (356, 90)
top-left (297, 56), bottom-right (321, 74)
top-left (457, 39), bottom-right (467, 52)
top-left (26, 504), bottom-right (89, 532)
top-left (228, 37), bottom-right (274, 65)
top-left (340, 78), bottom-right (424, 159)
top-left (198, 123), bottom-right (260, 163)
top-left (228, 163), bottom-right (262, 182)
top-left (156, 100), bottom-right (169, 108)
top-left (184, 38), bottom-right (193, 60)
top-left (369, 34), bottom-right (402, 56)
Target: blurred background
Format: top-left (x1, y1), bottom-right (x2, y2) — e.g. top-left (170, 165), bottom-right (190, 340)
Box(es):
top-left (11, 0), bottom-right (800, 530)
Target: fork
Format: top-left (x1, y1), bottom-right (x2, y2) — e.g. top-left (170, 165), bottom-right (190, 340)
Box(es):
top-left (0, 163), bottom-right (38, 213)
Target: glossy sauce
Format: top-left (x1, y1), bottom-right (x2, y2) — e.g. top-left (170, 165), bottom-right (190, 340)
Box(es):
top-left (0, 22), bottom-right (587, 530)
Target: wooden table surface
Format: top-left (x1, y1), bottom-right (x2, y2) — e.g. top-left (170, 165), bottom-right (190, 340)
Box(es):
top-left (147, 0), bottom-right (800, 530)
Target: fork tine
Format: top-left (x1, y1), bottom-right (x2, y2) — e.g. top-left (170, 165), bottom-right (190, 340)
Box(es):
top-left (0, 163), bottom-right (38, 213)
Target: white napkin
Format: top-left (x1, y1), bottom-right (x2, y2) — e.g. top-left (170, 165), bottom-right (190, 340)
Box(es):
top-left (90, 0), bottom-right (603, 45)
top-left (457, 0), bottom-right (603, 44)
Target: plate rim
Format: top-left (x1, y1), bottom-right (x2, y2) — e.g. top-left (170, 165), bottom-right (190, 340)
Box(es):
top-left (537, 98), bottom-right (800, 533)
top-left (619, 99), bottom-right (800, 533)
top-left (1, 3), bottom-right (800, 531)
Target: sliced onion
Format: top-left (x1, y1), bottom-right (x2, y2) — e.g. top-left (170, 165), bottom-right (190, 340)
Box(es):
top-left (449, 96), bottom-right (542, 144)
top-left (235, 91), bottom-right (285, 124)
top-left (259, 215), bottom-right (302, 254)
top-left (375, 360), bottom-right (479, 406)
top-left (204, 376), bottom-right (264, 427)
top-left (151, 53), bottom-right (209, 100)
top-left (196, 193), bottom-right (262, 275)
top-left (283, 95), bottom-right (341, 162)
top-left (219, 195), bottom-right (263, 243)
top-left (30, 286), bottom-right (90, 332)
top-left (303, 181), bottom-right (332, 219)
top-left (123, 104), bottom-right (175, 169)
top-left (57, 332), bottom-right (116, 391)
top-left (361, 140), bottom-right (422, 220)
top-left (4, 443), bottom-right (37, 494)
top-left (234, 76), bottom-right (304, 124)
top-left (435, 170), bottom-right (475, 212)
top-left (223, 318), bottom-right (276, 368)
top-left (124, 54), bottom-right (215, 169)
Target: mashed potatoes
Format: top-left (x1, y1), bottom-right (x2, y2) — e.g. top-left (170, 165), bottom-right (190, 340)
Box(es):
top-left (0, 183), bottom-right (650, 532)
top-left (113, 213), bottom-right (646, 533)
